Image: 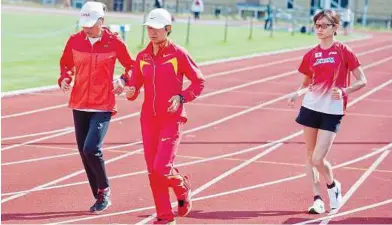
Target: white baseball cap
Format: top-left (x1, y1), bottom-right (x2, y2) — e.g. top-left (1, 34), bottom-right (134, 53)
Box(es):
top-left (79, 1), bottom-right (105, 28)
top-left (144, 8), bottom-right (172, 29)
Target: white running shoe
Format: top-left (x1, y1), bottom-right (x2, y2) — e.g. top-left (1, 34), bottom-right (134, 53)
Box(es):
top-left (327, 180), bottom-right (343, 210)
top-left (308, 199), bottom-right (326, 214)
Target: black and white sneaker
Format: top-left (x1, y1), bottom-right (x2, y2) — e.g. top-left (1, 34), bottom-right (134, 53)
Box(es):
top-left (327, 180), bottom-right (342, 210)
top-left (308, 199), bottom-right (326, 214)
top-left (90, 188), bottom-right (111, 213)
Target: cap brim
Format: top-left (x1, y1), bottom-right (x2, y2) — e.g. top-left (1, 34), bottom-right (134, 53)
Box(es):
top-left (79, 17), bottom-right (98, 28)
top-left (143, 21), bottom-right (165, 29)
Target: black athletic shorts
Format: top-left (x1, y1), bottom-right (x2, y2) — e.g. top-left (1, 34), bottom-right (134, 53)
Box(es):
top-left (296, 106), bottom-right (343, 133)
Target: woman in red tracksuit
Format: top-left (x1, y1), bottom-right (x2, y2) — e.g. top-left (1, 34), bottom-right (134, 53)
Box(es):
top-left (59, 1), bottom-right (134, 213)
top-left (125, 8), bottom-right (205, 225)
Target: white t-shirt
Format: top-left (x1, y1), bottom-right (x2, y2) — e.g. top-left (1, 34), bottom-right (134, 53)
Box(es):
top-left (88, 36), bottom-right (101, 45)
top-left (302, 89), bottom-right (344, 115)
top-left (342, 9), bottom-right (351, 22)
top-left (191, 0), bottom-right (204, 12)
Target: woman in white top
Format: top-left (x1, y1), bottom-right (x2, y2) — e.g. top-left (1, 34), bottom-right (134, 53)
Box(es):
top-left (341, 7), bottom-right (352, 35)
top-left (288, 9), bottom-right (367, 214)
top-left (191, 0), bottom-right (204, 20)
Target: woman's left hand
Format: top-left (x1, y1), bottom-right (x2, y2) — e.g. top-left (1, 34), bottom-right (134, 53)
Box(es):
top-left (332, 87), bottom-right (344, 100)
top-left (168, 95), bottom-right (181, 112)
top-left (113, 79), bottom-right (125, 95)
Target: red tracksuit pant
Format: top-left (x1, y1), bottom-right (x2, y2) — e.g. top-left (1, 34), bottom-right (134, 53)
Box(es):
top-left (141, 115), bottom-right (187, 221)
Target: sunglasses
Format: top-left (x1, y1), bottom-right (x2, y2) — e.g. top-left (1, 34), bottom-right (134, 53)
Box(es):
top-left (314, 24), bottom-right (334, 29)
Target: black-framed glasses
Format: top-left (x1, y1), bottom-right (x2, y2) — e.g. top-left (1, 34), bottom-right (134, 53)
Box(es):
top-left (315, 24), bottom-right (334, 29)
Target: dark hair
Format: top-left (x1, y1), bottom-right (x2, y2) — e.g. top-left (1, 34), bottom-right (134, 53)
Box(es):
top-left (165, 25), bottom-right (172, 36)
top-left (101, 3), bottom-right (107, 12)
top-left (313, 9), bottom-right (339, 36)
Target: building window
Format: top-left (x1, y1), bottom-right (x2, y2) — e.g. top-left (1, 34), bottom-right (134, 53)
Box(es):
top-left (331, 0), bottom-right (348, 8)
top-left (287, 0), bottom-right (294, 9)
top-left (341, 0), bottom-right (348, 8)
top-left (311, 0), bottom-right (321, 8)
top-left (331, 0), bottom-right (339, 8)
top-left (310, 0), bottom-right (321, 15)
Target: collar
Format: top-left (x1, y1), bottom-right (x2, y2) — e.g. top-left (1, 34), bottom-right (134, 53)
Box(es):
top-left (81, 27), bottom-right (111, 43)
top-left (147, 39), bottom-right (172, 57)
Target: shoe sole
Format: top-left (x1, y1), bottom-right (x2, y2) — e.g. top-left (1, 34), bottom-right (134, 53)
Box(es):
top-left (308, 207), bottom-right (325, 214)
top-left (90, 201), bottom-right (112, 214)
top-left (178, 201), bottom-right (192, 217)
top-left (153, 220), bottom-right (176, 225)
top-left (178, 189), bottom-right (192, 217)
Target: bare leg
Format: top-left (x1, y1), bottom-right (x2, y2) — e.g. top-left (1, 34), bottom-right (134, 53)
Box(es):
top-left (303, 127), bottom-right (321, 196)
top-left (312, 129), bottom-right (336, 185)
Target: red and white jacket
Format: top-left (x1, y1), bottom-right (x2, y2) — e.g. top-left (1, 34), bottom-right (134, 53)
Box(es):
top-left (59, 27), bottom-right (134, 112)
top-left (128, 40), bottom-right (205, 122)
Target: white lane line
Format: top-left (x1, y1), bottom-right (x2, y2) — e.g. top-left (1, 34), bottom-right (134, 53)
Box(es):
top-left (48, 143), bottom-right (392, 225)
top-left (1, 104), bottom-right (67, 119)
top-left (136, 143), bottom-right (284, 224)
top-left (1, 127), bottom-right (73, 141)
top-left (318, 150), bottom-right (390, 225)
top-left (1, 34), bottom-right (372, 98)
top-left (2, 152), bottom-right (80, 166)
top-left (2, 50), bottom-right (391, 205)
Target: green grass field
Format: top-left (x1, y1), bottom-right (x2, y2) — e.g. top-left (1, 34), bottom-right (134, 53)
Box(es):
top-left (2, 10), bottom-right (359, 92)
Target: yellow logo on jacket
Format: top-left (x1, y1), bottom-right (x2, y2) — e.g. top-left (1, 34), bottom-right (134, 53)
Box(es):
top-left (140, 60), bottom-right (150, 71)
top-left (163, 57), bottom-right (178, 75)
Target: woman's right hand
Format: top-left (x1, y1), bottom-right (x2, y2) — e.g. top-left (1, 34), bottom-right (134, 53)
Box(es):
top-left (61, 78), bottom-right (71, 93)
top-left (287, 92), bottom-right (299, 108)
top-left (124, 86), bottom-right (136, 99)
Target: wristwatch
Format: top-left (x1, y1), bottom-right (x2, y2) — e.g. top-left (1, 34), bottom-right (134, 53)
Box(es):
top-left (120, 75), bottom-right (128, 84)
top-left (179, 94), bottom-right (185, 104)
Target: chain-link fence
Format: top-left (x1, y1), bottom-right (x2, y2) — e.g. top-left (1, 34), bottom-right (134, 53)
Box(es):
top-left (4, 0), bottom-right (392, 30)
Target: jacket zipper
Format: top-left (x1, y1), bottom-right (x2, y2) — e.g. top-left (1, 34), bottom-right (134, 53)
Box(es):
top-left (87, 43), bottom-right (94, 108)
top-left (152, 59), bottom-right (157, 116)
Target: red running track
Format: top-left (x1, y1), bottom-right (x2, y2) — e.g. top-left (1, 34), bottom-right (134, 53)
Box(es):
top-left (1, 32), bottom-right (392, 224)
